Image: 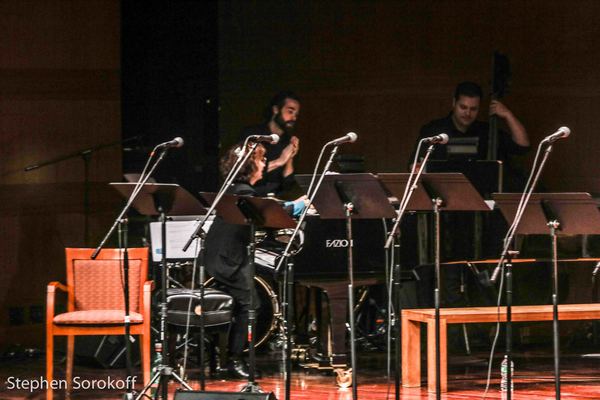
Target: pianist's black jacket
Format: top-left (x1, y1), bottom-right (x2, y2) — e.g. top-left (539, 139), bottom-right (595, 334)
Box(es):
top-left (204, 182), bottom-right (255, 285)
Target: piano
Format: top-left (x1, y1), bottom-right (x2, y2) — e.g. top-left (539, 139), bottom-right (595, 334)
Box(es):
top-left (256, 215), bottom-right (389, 368)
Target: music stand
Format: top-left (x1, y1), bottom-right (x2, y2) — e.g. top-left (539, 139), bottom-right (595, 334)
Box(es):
top-left (377, 173), bottom-right (437, 398)
top-left (200, 191), bottom-right (295, 395)
top-left (112, 183), bottom-right (205, 400)
top-left (377, 172), bottom-right (447, 396)
top-left (427, 160), bottom-right (503, 261)
top-left (111, 183), bottom-right (207, 217)
top-left (493, 192), bottom-right (600, 398)
top-left (426, 160), bottom-right (503, 199)
top-left (406, 173), bottom-right (489, 398)
top-left (311, 173), bottom-right (395, 399)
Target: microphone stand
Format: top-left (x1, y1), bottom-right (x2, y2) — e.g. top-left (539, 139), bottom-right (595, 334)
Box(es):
top-left (383, 140), bottom-right (434, 400)
top-left (24, 136), bottom-right (140, 246)
top-left (490, 139), bottom-right (556, 400)
top-left (93, 145), bottom-right (178, 400)
top-left (274, 143), bottom-right (340, 400)
top-left (183, 140), bottom-right (259, 252)
top-left (164, 141), bottom-right (259, 395)
top-left (592, 262), bottom-right (600, 346)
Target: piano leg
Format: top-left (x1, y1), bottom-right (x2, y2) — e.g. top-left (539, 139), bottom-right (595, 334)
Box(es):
top-left (319, 283), bottom-right (349, 367)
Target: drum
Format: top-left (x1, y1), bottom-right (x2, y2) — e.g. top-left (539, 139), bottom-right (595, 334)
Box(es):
top-left (205, 275), bottom-right (280, 349)
top-left (273, 228), bottom-right (304, 247)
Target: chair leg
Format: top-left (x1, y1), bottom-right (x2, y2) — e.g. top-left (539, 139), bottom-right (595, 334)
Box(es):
top-left (46, 331), bottom-right (53, 400)
top-left (139, 335), bottom-right (145, 382)
top-left (66, 335), bottom-right (74, 392)
top-left (218, 328), bottom-right (228, 369)
top-left (142, 332), bottom-right (151, 386)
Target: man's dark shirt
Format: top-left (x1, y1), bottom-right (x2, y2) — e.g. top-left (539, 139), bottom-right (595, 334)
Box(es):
top-left (413, 113), bottom-right (529, 162)
top-left (240, 124), bottom-right (295, 197)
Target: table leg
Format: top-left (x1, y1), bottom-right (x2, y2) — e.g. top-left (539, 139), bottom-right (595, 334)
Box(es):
top-left (427, 318), bottom-right (447, 393)
top-left (402, 315), bottom-right (422, 387)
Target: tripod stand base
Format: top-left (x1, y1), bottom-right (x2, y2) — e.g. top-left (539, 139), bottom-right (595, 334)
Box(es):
top-left (135, 365), bottom-right (192, 400)
top-left (241, 381), bottom-right (265, 393)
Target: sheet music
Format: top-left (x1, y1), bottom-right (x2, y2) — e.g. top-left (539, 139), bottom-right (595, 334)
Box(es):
top-left (149, 217), bottom-right (214, 262)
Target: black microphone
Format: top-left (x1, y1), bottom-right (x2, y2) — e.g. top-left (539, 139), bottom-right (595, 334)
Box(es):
top-left (328, 132), bottom-right (358, 146)
top-left (422, 133), bottom-right (449, 144)
top-left (156, 137), bottom-right (184, 149)
top-left (543, 126), bottom-right (571, 144)
top-left (248, 134), bottom-right (280, 144)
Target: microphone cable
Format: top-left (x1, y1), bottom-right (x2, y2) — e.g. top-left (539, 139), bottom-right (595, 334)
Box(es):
top-left (482, 138), bottom-right (552, 398)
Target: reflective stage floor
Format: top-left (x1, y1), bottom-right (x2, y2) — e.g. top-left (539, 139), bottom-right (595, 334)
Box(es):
top-left (1, 346), bottom-right (600, 399)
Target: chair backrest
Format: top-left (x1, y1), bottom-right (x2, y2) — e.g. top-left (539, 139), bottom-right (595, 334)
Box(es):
top-left (65, 248), bottom-right (149, 313)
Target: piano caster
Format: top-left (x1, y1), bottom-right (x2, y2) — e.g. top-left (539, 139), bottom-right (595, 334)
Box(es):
top-left (334, 368), bottom-right (352, 388)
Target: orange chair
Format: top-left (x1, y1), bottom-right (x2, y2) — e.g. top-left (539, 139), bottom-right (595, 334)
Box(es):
top-left (46, 248), bottom-right (152, 399)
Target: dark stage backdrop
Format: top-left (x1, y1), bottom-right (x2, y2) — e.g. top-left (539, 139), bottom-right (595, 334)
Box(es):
top-left (218, 0), bottom-right (600, 195)
top-left (121, 1), bottom-right (219, 195)
top-left (0, 1), bottom-right (122, 346)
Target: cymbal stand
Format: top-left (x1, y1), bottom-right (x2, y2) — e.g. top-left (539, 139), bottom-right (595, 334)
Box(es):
top-left (275, 143), bottom-right (340, 400)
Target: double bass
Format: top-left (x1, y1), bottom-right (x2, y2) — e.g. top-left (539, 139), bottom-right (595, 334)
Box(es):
top-left (487, 51), bottom-right (511, 162)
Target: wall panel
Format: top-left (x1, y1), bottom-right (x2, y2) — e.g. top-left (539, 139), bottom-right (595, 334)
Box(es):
top-left (0, 0), bottom-right (121, 346)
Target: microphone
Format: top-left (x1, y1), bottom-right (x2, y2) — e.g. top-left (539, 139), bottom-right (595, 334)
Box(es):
top-left (248, 134), bottom-right (280, 144)
top-left (422, 133), bottom-right (449, 145)
top-left (543, 126), bottom-right (571, 143)
top-left (156, 137), bottom-right (184, 149)
top-left (328, 132), bottom-right (358, 146)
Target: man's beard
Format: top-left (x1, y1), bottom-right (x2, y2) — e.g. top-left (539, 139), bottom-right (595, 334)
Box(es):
top-left (274, 112), bottom-right (295, 133)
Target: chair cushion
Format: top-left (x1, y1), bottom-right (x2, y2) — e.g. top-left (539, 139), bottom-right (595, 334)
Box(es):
top-left (53, 310), bottom-right (144, 325)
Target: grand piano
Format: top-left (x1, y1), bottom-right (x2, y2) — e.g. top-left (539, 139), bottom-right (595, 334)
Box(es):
top-left (257, 174), bottom-right (394, 370)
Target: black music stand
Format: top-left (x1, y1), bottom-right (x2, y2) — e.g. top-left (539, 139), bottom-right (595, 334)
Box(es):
top-left (378, 172), bottom-right (444, 398)
top-left (200, 191), bottom-right (295, 395)
top-left (311, 173), bottom-right (395, 399)
top-left (493, 192), bottom-right (600, 399)
top-left (415, 173), bottom-right (489, 399)
top-left (427, 160), bottom-right (503, 199)
top-left (427, 160), bottom-right (504, 262)
top-left (112, 183), bottom-right (207, 217)
top-left (111, 183), bottom-right (205, 400)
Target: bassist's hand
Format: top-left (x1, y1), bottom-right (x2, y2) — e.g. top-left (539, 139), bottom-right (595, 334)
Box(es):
top-left (489, 100), bottom-right (513, 119)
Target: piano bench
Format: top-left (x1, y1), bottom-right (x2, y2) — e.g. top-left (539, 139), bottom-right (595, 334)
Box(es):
top-left (401, 303), bottom-right (600, 393)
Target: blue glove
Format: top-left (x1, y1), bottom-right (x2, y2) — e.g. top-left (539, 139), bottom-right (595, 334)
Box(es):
top-left (284, 199), bottom-right (306, 217)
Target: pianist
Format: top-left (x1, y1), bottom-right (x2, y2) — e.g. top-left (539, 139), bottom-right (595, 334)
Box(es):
top-left (204, 142), bottom-right (306, 379)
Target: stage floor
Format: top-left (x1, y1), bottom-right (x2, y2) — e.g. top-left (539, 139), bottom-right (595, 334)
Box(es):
top-left (1, 346), bottom-right (600, 399)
